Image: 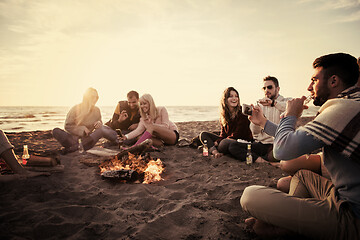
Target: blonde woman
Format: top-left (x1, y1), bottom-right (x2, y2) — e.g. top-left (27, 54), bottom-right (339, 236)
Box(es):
top-left (122, 93), bottom-right (179, 147)
top-left (53, 87), bottom-right (118, 154)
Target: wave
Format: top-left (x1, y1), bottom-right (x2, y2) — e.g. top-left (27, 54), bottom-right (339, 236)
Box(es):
top-left (10, 126), bottom-right (24, 130)
top-left (0, 114), bottom-right (36, 119)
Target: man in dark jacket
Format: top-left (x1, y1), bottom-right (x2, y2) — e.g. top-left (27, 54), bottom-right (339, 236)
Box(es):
top-left (106, 91), bottom-right (141, 135)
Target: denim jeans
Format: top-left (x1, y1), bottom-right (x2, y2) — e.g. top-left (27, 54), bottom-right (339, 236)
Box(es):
top-left (53, 125), bottom-right (118, 150)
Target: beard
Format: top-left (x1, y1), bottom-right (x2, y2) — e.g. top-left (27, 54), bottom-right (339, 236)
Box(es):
top-left (269, 90), bottom-right (278, 100)
top-left (312, 85), bottom-right (330, 106)
top-left (313, 96), bottom-right (328, 106)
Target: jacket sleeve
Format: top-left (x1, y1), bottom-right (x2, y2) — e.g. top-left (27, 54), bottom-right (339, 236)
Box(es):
top-left (106, 103), bottom-right (121, 129)
top-left (125, 119), bottom-right (146, 140)
top-left (263, 120), bottom-right (278, 137)
top-left (215, 124), bottom-right (226, 144)
top-left (273, 116), bottom-right (324, 160)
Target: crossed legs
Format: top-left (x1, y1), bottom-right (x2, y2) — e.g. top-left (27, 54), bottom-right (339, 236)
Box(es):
top-left (240, 170), bottom-right (358, 239)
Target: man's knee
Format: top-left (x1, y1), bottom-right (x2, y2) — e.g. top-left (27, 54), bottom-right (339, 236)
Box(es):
top-left (293, 169), bottom-right (313, 180)
top-left (199, 131), bottom-right (208, 141)
top-left (277, 176), bottom-right (292, 193)
top-left (228, 142), bottom-right (237, 154)
top-left (240, 185), bottom-right (266, 211)
top-left (52, 127), bottom-right (64, 139)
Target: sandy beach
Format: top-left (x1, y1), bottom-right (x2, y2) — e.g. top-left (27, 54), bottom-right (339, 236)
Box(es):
top-left (0, 118), bottom-right (313, 240)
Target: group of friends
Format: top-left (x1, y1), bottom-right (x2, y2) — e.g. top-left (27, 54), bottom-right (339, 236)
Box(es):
top-left (0, 52), bottom-right (359, 239)
top-left (52, 91), bottom-right (179, 153)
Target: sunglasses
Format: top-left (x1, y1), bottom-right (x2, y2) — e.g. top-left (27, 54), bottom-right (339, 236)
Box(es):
top-left (262, 85), bottom-right (273, 90)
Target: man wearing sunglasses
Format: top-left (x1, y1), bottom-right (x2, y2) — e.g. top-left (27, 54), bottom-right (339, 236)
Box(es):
top-left (258, 76), bottom-right (287, 126)
top-left (229, 76), bottom-right (289, 163)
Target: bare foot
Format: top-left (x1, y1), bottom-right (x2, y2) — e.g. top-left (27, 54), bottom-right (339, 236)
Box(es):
top-left (255, 157), bottom-right (268, 163)
top-left (245, 217), bottom-right (294, 238)
top-left (269, 162), bottom-right (280, 168)
top-left (245, 217), bottom-right (256, 229)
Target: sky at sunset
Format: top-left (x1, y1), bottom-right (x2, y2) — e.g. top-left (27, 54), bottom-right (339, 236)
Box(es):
top-left (0, 0), bottom-right (359, 107)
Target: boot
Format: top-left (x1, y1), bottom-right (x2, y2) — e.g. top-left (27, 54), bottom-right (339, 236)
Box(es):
top-left (134, 131), bottom-right (152, 146)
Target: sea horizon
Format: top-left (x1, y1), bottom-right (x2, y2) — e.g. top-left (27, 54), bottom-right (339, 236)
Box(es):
top-left (0, 105), bottom-right (319, 132)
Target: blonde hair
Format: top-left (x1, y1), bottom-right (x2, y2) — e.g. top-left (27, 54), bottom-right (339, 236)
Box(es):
top-left (75, 87), bottom-right (99, 125)
top-left (139, 94), bottom-right (158, 120)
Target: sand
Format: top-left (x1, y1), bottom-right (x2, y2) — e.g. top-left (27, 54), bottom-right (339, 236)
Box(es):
top-left (0, 118), bottom-right (314, 239)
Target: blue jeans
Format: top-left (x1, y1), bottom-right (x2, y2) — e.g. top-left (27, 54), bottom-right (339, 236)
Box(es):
top-left (53, 125), bottom-right (118, 150)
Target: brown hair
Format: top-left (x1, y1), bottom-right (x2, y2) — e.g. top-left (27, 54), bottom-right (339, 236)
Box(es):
top-left (263, 76), bottom-right (279, 88)
top-left (313, 53), bottom-right (359, 87)
top-left (220, 87), bottom-right (241, 126)
top-left (127, 90), bottom-right (139, 99)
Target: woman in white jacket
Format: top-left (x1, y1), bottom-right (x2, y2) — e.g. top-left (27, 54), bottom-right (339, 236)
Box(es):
top-left (122, 93), bottom-right (179, 147)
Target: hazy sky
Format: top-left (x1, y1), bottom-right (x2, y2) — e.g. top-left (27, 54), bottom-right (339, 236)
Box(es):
top-left (0, 0), bottom-right (359, 107)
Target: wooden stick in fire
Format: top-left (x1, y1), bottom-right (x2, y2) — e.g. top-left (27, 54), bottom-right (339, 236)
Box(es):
top-left (116, 139), bottom-right (153, 159)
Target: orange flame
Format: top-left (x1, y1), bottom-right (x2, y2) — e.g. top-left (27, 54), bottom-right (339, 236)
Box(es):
top-left (143, 159), bottom-right (164, 184)
top-left (99, 153), bottom-right (164, 184)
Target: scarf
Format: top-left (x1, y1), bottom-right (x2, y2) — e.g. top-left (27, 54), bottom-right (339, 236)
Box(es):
top-left (300, 95), bottom-right (360, 161)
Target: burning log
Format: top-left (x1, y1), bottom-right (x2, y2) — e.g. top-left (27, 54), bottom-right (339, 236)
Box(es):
top-left (25, 155), bottom-right (58, 167)
top-left (116, 139), bottom-right (153, 159)
top-left (99, 149), bottom-right (164, 184)
top-left (101, 169), bottom-right (140, 182)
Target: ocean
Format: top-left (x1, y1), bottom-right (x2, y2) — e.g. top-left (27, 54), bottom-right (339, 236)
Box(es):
top-left (0, 105), bottom-right (319, 132)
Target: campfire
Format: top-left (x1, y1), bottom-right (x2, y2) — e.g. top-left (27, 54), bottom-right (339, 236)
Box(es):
top-left (99, 141), bottom-right (164, 184)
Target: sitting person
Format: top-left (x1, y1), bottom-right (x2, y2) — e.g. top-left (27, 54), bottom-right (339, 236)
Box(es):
top-left (0, 130), bottom-right (49, 181)
top-left (105, 90), bottom-right (141, 136)
top-left (249, 102), bottom-right (330, 192)
top-left (199, 87), bottom-right (253, 158)
top-left (53, 87), bottom-right (118, 153)
top-left (228, 76), bottom-right (290, 162)
top-left (240, 53), bottom-right (360, 239)
top-left (121, 93), bottom-right (179, 147)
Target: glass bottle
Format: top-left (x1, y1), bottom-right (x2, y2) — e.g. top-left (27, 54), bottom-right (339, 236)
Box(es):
top-left (246, 144), bottom-right (253, 165)
top-left (203, 140), bottom-right (209, 157)
top-left (78, 139), bottom-right (84, 153)
top-left (22, 145), bottom-right (30, 165)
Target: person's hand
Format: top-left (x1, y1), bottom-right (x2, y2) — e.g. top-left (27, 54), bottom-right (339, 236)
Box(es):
top-left (94, 121), bottom-right (102, 129)
top-left (259, 98), bottom-right (272, 106)
top-left (143, 114), bottom-right (155, 133)
top-left (118, 110), bottom-right (128, 122)
top-left (144, 114), bottom-right (153, 126)
top-left (120, 135), bottom-right (127, 141)
top-left (212, 150), bottom-right (223, 158)
top-left (83, 127), bottom-right (91, 136)
top-left (284, 96), bottom-right (307, 118)
top-left (248, 104), bottom-right (267, 128)
top-left (117, 135), bottom-right (124, 145)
